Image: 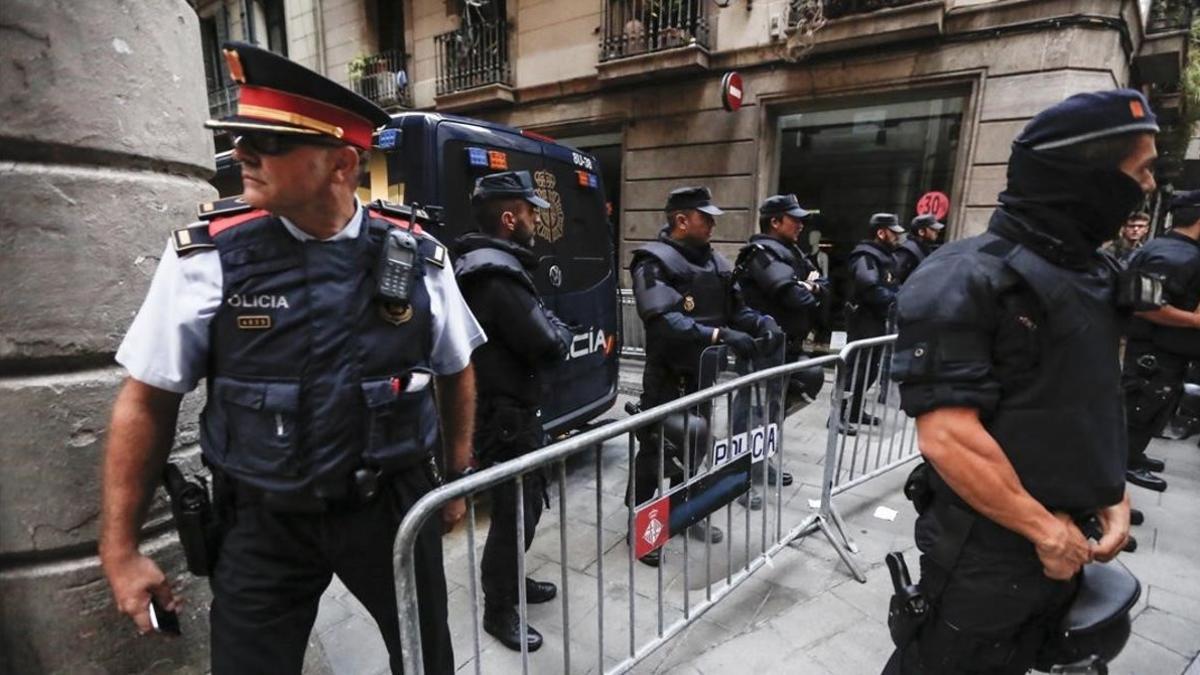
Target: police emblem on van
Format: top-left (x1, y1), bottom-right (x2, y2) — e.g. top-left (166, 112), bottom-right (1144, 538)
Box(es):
top-left (533, 169), bottom-right (565, 243)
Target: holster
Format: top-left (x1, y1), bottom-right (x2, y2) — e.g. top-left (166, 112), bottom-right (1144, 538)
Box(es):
top-left (162, 463), bottom-right (224, 577)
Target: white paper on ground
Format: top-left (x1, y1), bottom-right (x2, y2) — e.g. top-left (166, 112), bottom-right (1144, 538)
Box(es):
top-left (873, 506), bottom-right (898, 522)
top-left (808, 499), bottom-right (821, 509)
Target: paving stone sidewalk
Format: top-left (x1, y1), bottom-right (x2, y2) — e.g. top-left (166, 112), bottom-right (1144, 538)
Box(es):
top-left (306, 360), bottom-right (1200, 674)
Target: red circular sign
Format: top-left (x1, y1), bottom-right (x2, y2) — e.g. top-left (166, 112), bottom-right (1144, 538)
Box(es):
top-left (721, 72), bottom-right (743, 112)
top-left (916, 191), bottom-right (950, 220)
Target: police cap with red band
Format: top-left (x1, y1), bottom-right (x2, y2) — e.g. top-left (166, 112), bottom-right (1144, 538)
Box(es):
top-left (204, 41), bottom-right (390, 150)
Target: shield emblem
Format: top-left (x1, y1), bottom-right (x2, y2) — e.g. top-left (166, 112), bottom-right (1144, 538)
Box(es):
top-left (379, 303), bottom-right (414, 325)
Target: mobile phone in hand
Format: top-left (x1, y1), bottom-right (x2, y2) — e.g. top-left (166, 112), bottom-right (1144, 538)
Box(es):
top-left (148, 597), bottom-right (181, 635)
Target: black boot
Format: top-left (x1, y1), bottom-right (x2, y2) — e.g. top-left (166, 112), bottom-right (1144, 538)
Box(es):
top-left (1130, 508), bottom-right (1144, 526)
top-left (750, 462), bottom-right (793, 487)
top-left (736, 489), bottom-right (763, 510)
top-left (1124, 535), bottom-right (1138, 553)
top-left (1129, 455), bottom-right (1166, 473)
top-left (525, 578), bottom-right (557, 604)
top-left (1126, 468), bottom-right (1167, 492)
top-left (627, 532), bottom-right (661, 567)
top-left (827, 415), bottom-right (857, 437)
top-left (687, 522), bottom-right (723, 544)
top-left (483, 607), bottom-right (544, 652)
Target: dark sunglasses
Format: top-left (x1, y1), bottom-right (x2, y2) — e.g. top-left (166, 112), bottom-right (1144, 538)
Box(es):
top-left (234, 131), bottom-right (346, 156)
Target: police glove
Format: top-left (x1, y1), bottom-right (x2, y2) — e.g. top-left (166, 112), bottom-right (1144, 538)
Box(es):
top-left (756, 318), bottom-right (786, 356)
top-left (718, 328), bottom-right (757, 358)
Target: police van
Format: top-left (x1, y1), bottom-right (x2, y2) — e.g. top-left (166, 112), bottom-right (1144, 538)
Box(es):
top-left (211, 112), bottom-right (620, 435)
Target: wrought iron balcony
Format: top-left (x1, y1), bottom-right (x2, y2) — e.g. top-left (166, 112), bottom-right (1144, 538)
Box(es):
top-left (1146, 0), bottom-right (1193, 34)
top-left (348, 49), bottom-right (413, 109)
top-left (207, 84), bottom-right (238, 121)
top-left (434, 19), bottom-right (512, 96)
top-left (600, 0), bottom-right (711, 62)
top-left (789, 0), bottom-right (924, 23)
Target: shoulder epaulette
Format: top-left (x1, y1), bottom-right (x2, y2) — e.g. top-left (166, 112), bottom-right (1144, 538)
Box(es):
top-left (419, 237), bottom-right (448, 269)
top-left (197, 195), bottom-right (254, 221)
top-left (171, 222), bottom-right (215, 256)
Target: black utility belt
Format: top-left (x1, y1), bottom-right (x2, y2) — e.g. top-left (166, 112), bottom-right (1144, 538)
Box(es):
top-left (230, 457), bottom-right (432, 515)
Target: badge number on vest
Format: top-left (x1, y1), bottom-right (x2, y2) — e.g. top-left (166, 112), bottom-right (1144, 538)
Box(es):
top-left (237, 315), bottom-right (272, 330)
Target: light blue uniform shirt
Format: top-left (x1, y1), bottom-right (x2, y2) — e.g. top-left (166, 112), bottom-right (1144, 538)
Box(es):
top-left (117, 201), bottom-right (486, 393)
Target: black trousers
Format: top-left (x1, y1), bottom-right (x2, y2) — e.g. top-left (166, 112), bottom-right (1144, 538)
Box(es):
top-left (209, 468), bottom-right (454, 675)
top-left (632, 361), bottom-right (708, 506)
top-left (480, 471), bottom-right (545, 611)
top-left (843, 310), bottom-right (887, 419)
top-left (1122, 340), bottom-right (1188, 462)
top-left (476, 400), bottom-right (547, 612)
top-left (883, 521), bottom-right (1075, 675)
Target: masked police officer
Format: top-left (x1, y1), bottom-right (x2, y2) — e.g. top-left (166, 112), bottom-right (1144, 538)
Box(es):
top-left (735, 194), bottom-right (828, 460)
top-left (883, 89), bottom-right (1156, 675)
top-left (453, 171), bottom-right (573, 652)
top-left (893, 213), bottom-right (944, 284)
top-left (629, 186), bottom-right (782, 565)
top-left (99, 43), bottom-right (483, 674)
top-left (838, 213), bottom-right (906, 433)
top-left (1121, 191), bottom-right (1200, 493)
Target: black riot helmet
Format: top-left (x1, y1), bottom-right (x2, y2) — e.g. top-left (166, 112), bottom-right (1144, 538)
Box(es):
top-left (1034, 560), bottom-right (1141, 672)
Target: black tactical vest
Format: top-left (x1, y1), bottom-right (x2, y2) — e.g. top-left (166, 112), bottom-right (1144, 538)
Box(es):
top-left (894, 238), bottom-right (930, 283)
top-left (1127, 232), bottom-right (1200, 358)
top-left (201, 212), bottom-right (439, 497)
top-left (966, 234), bottom-right (1127, 513)
top-left (737, 235), bottom-right (812, 337)
top-left (633, 239), bottom-right (733, 373)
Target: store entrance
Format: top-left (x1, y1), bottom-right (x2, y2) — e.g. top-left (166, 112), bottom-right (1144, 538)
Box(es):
top-left (775, 91), bottom-right (966, 340)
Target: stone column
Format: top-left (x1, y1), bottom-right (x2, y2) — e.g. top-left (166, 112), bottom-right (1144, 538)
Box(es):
top-left (0, 1), bottom-right (216, 671)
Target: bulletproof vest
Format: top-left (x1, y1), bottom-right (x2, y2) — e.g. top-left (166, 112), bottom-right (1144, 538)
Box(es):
top-left (633, 239), bottom-right (733, 373)
top-left (1128, 233), bottom-right (1200, 358)
top-left (951, 233), bottom-right (1127, 513)
top-left (455, 242), bottom-right (545, 406)
top-left (201, 212), bottom-right (439, 497)
top-left (737, 235), bottom-right (811, 337)
top-left (848, 242), bottom-right (900, 304)
top-left (894, 238), bottom-right (929, 283)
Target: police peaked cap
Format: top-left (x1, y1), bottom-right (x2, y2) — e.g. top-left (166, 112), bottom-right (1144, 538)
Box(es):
top-left (471, 171), bottom-right (551, 208)
top-left (760, 194), bottom-right (815, 219)
top-left (909, 214), bottom-right (945, 232)
top-left (1168, 189), bottom-right (1200, 225)
top-left (869, 213), bottom-right (905, 233)
top-left (205, 41), bottom-right (390, 150)
top-left (1015, 89), bottom-right (1159, 152)
top-left (665, 186), bottom-right (724, 216)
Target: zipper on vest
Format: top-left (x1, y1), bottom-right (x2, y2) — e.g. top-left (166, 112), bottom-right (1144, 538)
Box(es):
top-left (275, 413), bottom-right (285, 437)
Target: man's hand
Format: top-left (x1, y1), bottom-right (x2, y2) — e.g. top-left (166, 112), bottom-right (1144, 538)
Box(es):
top-left (442, 497), bottom-right (467, 533)
top-left (717, 328), bottom-right (757, 358)
top-left (102, 551), bottom-right (179, 634)
top-left (1092, 493), bottom-right (1132, 562)
top-left (1034, 512), bottom-right (1093, 580)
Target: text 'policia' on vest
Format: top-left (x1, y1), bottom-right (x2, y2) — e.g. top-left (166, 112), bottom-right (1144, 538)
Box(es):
top-left (178, 195), bottom-right (449, 498)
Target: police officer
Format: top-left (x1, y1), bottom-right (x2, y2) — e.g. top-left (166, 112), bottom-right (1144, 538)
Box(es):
top-left (893, 213), bottom-right (944, 283)
top-left (1121, 191), bottom-right (1200, 493)
top-left (735, 194), bottom-right (828, 473)
top-left (1102, 211), bottom-right (1151, 265)
top-left (629, 186), bottom-right (781, 565)
top-left (839, 213), bottom-right (905, 432)
top-left (98, 43), bottom-right (483, 674)
top-left (883, 89), bottom-right (1156, 675)
top-left (453, 171), bottom-right (573, 652)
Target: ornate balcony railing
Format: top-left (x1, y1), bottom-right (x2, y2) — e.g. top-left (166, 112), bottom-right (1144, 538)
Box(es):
top-left (434, 19), bottom-right (512, 96)
top-left (348, 49), bottom-right (413, 109)
top-left (600, 0), bottom-right (711, 63)
top-left (1146, 0), bottom-right (1193, 34)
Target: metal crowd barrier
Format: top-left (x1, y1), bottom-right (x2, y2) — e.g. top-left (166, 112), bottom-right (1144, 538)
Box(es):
top-left (801, 334), bottom-right (919, 582)
top-left (391, 335), bottom-right (917, 673)
top-left (393, 349), bottom-right (838, 674)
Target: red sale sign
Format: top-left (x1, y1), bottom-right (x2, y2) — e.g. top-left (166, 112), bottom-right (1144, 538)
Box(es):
top-left (916, 191), bottom-right (950, 220)
top-left (634, 496), bottom-right (671, 559)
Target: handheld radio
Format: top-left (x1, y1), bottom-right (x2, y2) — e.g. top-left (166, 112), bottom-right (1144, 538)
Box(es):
top-left (376, 227), bottom-right (420, 305)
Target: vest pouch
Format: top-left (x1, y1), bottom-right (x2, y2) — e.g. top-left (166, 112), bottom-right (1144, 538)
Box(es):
top-left (215, 377), bottom-right (302, 478)
top-left (361, 374), bottom-right (434, 465)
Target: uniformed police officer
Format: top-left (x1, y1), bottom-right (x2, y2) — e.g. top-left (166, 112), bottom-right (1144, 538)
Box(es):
top-left (883, 89), bottom-right (1156, 675)
top-left (893, 213), bottom-right (944, 284)
top-left (1121, 191), bottom-right (1200, 493)
top-left (99, 43), bottom-right (483, 674)
top-left (735, 194), bottom-right (828, 460)
top-left (838, 213), bottom-right (906, 432)
top-left (629, 186), bottom-right (781, 565)
top-left (453, 171), bottom-right (573, 652)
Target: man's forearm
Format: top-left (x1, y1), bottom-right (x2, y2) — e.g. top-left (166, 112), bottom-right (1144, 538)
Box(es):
top-left (1134, 305), bottom-right (1200, 329)
top-left (99, 379), bottom-right (182, 563)
top-left (916, 407), bottom-right (1058, 545)
top-left (435, 363), bottom-right (476, 471)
